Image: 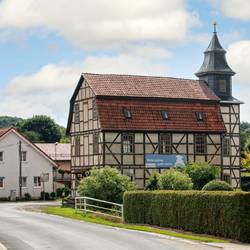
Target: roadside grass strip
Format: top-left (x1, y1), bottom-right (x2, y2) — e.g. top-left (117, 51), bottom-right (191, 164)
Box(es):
top-left (41, 206), bottom-right (228, 243)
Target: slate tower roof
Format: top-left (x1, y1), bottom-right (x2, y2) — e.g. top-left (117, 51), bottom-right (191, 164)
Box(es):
top-left (195, 25), bottom-right (235, 77)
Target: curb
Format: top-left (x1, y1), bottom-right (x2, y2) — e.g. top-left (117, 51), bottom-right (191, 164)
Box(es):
top-left (0, 242), bottom-right (7, 250)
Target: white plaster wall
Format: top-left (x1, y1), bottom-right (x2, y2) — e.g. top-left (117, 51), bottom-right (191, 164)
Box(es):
top-left (0, 131), bottom-right (54, 199)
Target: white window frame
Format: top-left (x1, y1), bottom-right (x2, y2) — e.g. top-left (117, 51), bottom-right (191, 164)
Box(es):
top-left (34, 176), bottom-right (41, 188)
top-left (21, 176), bottom-right (28, 188)
top-left (122, 133), bottom-right (134, 154)
top-left (21, 151), bottom-right (27, 162)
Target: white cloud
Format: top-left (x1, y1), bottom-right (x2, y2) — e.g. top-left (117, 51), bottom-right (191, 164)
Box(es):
top-left (210, 0), bottom-right (250, 21)
top-left (227, 40), bottom-right (250, 121)
top-left (0, 46), bottom-right (170, 125)
top-left (0, 0), bottom-right (198, 49)
top-left (227, 40), bottom-right (250, 84)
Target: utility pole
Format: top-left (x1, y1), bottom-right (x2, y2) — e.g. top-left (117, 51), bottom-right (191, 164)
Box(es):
top-left (19, 141), bottom-right (22, 200)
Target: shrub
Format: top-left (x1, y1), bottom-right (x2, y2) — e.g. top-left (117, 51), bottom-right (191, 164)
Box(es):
top-left (56, 187), bottom-right (71, 198)
top-left (40, 191), bottom-right (50, 200)
top-left (145, 172), bottom-right (159, 190)
top-left (50, 192), bottom-right (56, 199)
top-left (185, 162), bottom-right (219, 190)
top-left (77, 167), bottom-right (136, 203)
top-left (123, 191), bottom-right (250, 243)
top-left (24, 193), bottom-right (31, 201)
top-left (158, 169), bottom-right (193, 190)
top-left (202, 180), bottom-right (233, 191)
top-left (241, 176), bottom-right (250, 192)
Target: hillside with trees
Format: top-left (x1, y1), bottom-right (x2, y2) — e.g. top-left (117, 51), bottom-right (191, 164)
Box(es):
top-left (0, 116), bottom-right (23, 128)
top-left (0, 115), bottom-right (69, 143)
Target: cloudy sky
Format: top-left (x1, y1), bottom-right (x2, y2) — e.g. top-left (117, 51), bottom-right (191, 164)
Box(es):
top-left (0, 0), bottom-right (250, 126)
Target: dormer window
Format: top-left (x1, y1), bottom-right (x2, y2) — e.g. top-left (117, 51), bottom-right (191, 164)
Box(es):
top-left (196, 112), bottom-right (204, 121)
top-left (123, 108), bottom-right (132, 119)
top-left (161, 110), bottom-right (168, 120)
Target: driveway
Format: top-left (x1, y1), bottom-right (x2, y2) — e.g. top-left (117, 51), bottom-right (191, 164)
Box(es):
top-left (0, 201), bottom-right (247, 250)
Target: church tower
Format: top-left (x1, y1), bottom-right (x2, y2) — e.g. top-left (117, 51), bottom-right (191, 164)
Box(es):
top-left (196, 23), bottom-right (242, 187)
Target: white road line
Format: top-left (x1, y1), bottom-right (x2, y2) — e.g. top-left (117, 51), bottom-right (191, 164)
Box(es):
top-left (0, 242), bottom-right (7, 250)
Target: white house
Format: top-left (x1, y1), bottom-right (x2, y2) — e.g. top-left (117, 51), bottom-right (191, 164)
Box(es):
top-left (0, 127), bottom-right (57, 199)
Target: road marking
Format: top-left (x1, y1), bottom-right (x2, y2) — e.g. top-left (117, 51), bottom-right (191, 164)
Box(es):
top-left (0, 242), bottom-right (7, 250)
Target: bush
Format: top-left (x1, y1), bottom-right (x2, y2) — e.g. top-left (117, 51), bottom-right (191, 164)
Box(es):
top-left (50, 192), bottom-right (56, 199)
top-left (40, 191), bottom-right (50, 200)
top-left (241, 176), bottom-right (250, 192)
top-left (158, 169), bottom-right (193, 190)
top-left (77, 167), bottom-right (136, 203)
top-left (123, 191), bottom-right (250, 243)
top-left (185, 162), bottom-right (219, 190)
top-left (56, 187), bottom-right (71, 198)
top-left (202, 180), bottom-right (233, 191)
top-left (145, 172), bottom-right (159, 190)
top-left (24, 193), bottom-right (31, 201)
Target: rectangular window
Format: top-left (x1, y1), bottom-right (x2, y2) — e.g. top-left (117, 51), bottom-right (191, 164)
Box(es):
top-left (222, 138), bottom-right (230, 156)
top-left (0, 152), bottom-right (3, 161)
top-left (159, 133), bottom-right (172, 154)
top-left (93, 100), bottom-right (98, 120)
top-left (75, 136), bottom-right (80, 156)
top-left (21, 177), bottom-right (27, 188)
top-left (74, 103), bottom-right (80, 123)
top-left (93, 133), bottom-right (99, 155)
top-left (34, 176), bottom-right (41, 187)
top-left (219, 79), bottom-right (227, 93)
top-left (223, 173), bottom-right (231, 184)
top-left (0, 177), bottom-right (4, 188)
top-left (21, 151), bottom-right (27, 161)
top-left (195, 135), bottom-right (206, 154)
top-left (122, 133), bottom-right (134, 154)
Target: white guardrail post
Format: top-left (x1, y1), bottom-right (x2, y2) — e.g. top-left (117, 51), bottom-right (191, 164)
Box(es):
top-left (75, 196), bottom-right (123, 220)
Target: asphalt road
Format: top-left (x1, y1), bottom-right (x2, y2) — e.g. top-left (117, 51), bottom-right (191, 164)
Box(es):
top-left (0, 202), bottom-right (220, 250)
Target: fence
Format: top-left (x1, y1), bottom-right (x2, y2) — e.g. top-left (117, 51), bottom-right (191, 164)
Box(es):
top-left (75, 196), bottom-right (123, 220)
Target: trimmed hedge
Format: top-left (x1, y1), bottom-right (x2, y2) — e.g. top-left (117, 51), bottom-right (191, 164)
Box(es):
top-left (123, 191), bottom-right (250, 243)
top-left (202, 180), bottom-right (233, 191)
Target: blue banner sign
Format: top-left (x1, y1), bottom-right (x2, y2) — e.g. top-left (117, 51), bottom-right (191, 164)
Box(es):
top-left (145, 154), bottom-right (187, 168)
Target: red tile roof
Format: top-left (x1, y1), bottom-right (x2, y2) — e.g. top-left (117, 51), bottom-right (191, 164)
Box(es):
top-left (84, 73), bottom-right (219, 101)
top-left (0, 127), bottom-right (12, 138)
top-left (35, 143), bottom-right (71, 161)
top-left (96, 99), bottom-right (226, 133)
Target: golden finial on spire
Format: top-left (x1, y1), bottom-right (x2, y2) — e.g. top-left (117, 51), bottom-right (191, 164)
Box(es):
top-left (213, 21), bottom-right (217, 33)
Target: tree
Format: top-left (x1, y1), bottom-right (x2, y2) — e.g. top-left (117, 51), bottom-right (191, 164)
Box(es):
top-left (240, 122), bottom-right (250, 155)
top-left (145, 172), bottom-right (159, 190)
top-left (241, 153), bottom-right (250, 171)
top-left (0, 116), bottom-right (23, 128)
top-left (184, 162), bottom-right (219, 190)
top-left (77, 167), bottom-right (136, 203)
top-left (158, 169), bottom-right (193, 190)
top-left (59, 126), bottom-right (70, 143)
top-left (16, 115), bottom-right (61, 143)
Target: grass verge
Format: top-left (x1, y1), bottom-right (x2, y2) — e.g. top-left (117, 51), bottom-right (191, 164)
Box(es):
top-left (40, 206), bottom-right (228, 243)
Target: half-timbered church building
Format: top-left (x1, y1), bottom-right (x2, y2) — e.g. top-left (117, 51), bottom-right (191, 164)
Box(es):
top-left (67, 28), bottom-right (242, 191)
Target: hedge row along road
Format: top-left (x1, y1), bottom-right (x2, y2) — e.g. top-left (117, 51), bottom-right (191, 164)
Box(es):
top-left (124, 190), bottom-right (250, 243)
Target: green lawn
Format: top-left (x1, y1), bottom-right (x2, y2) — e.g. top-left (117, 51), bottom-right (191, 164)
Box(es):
top-left (41, 206), bottom-right (228, 243)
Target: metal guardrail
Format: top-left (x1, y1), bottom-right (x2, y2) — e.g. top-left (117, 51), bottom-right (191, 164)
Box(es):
top-left (75, 196), bottom-right (123, 220)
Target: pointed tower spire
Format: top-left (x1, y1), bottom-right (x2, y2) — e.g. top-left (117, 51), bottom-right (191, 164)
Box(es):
top-left (196, 23), bottom-right (235, 77)
top-left (195, 23), bottom-right (235, 99)
top-left (213, 21), bottom-right (217, 33)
